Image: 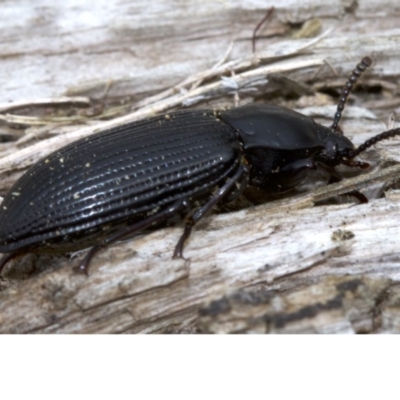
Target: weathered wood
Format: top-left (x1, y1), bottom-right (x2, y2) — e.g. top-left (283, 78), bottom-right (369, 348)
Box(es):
top-left (1, 0), bottom-right (400, 333)
top-left (198, 276), bottom-right (397, 334)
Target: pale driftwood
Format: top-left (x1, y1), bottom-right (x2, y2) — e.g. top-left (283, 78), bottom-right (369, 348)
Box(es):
top-left (198, 275), bottom-right (398, 334)
top-left (3, 0), bottom-right (400, 102)
top-left (1, 0), bottom-right (400, 333)
top-left (2, 192), bottom-right (400, 333)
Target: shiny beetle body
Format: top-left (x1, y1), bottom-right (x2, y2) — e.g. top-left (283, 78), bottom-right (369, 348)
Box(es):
top-left (0, 110), bottom-right (242, 254)
top-left (0, 56), bottom-right (397, 275)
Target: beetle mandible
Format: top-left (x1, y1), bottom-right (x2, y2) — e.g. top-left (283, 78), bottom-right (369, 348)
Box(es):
top-left (0, 56), bottom-right (398, 276)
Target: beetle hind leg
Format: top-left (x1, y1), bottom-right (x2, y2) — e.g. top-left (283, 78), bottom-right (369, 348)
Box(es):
top-left (0, 252), bottom-right (22, 278)
top-left (173, 164), bottom-right (249, 258)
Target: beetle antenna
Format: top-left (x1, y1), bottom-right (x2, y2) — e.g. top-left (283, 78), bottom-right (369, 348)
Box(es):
top-left (348, 127), bottom-right (400, 158)
top-left (331, 56), bottom-right (373, 133)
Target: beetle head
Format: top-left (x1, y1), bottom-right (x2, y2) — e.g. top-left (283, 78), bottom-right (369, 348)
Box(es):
top-left (317, 125), bottom-right (356, 166)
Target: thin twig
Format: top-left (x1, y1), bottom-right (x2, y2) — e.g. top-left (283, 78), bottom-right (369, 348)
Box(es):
top-left (135, 30), bottom-right (331, 110)
top-left (252, 7), bottom-right (275, 53)
top-left (0, 97), bottom-right (90, 113)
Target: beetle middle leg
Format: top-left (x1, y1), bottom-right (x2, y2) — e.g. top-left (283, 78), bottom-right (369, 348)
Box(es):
top-left (173, 163), bottom-right (250, 258)
top-left (76, 198), bottom-right (190, 275)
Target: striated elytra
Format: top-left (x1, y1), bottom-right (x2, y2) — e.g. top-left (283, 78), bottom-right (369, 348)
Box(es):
top-left (0, 56), bottom-right (398, 276)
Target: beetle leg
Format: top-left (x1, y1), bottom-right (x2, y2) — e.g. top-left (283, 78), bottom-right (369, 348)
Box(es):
top-left (318, 163), bottom-right (368, 203)
top-left (76, 198), bottom-right (190, 275)
top-left (341, 191), bottom-right (368, 204)
top-left (224, 165), bottom-right (250, 203)
top-left (0, 252), bottom-right (23, 278)
top-left (173, 164), bottom-right (250, 258)
top-left (280, 158), bottom-right (318, 174)
top-left (315, 162), bottom-right (342, 182)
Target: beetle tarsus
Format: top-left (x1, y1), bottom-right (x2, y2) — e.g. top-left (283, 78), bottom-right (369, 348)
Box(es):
top-left (344, 191), bottom-right (368, 204)
top-left (173, 222), bottom-right (193, 259)
top-left (341, 159), bottom-right (370, 169)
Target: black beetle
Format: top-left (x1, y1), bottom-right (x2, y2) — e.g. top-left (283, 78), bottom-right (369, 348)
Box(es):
top-left (0, 56), bottom-right (398, 276)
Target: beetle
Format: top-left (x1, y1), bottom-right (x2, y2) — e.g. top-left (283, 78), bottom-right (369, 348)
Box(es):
top-left (0, 56), bottom-right (398, 276)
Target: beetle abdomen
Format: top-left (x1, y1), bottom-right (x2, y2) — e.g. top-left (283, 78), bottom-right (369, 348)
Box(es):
top-left (0, 110), bottom-right (241, 252)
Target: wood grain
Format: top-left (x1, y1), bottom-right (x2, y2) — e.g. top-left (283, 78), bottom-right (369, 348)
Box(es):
top-left (1, 0), bottom-right (400, 333)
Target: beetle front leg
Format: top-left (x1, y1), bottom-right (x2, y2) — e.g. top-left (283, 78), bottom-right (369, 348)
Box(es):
top-left (173, 164), bottom-right (250, 258)
top-left (318, 163), bottom-right (368, 203)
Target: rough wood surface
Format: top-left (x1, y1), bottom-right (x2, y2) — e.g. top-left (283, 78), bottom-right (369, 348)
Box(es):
top-left (1, 0), bottom-right (400, 333)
